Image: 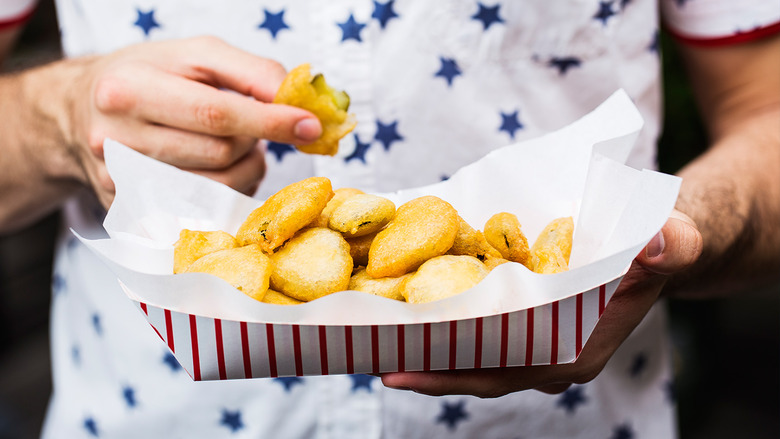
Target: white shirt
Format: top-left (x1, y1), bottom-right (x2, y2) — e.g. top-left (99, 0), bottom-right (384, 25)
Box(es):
top-left (42, 0), bottom-right (780, 438)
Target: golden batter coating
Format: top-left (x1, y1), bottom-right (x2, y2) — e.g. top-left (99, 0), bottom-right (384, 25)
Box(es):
top-left (348, 267), bottom-right (410, 302)
top-left (236, 176), bottom-right (334, 253)
top-left (366, 195), bottom-right (459, 278)
top-left (173, 229), bottom-right (238, 274)
top-left (329, 193), bottom-right (396, 238)
top-left (273, 63), bottom-right (357, 156)
top-left (401, 255), bottom-right (489, 304)
top-left (484, 212), bottom-right (532, 269)
top-left (269, 227), bottom-right (353, 302)
top-left (183, 244), bottom-right (273, 302)
top-left (310, 187), bottom-right (364, 228)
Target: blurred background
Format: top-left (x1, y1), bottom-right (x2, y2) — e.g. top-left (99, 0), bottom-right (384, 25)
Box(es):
top-left (1, 1), bottom-right (778, 438)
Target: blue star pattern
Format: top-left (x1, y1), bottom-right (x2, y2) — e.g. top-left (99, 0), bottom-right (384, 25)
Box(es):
top-left (72, 345), bottom-right (80, 366)
top-left (344, 134), bottom-right (372, 164)
top-left (52, 272), bottom-right (66, 295)
top-left (435, 57), bottom-right (462, 87)
top-left (648, 30), bottom-right (660, 53)
top-left (84, 417), bottom-right (99, 437)
top-left (548, 57), bottom-right (582, 75)
top-left (593, 1), bottom-right (616, 26)
top-left (162, 351), bottom-right (181, 372)
top-left (338, 13), bottom-right (367, 42)
top-left (372, 1), bottom-right (400, 29)
top-left (133, 8), bottom-right (161, 37)
top-left (663, 379), bottom-right (676, 403)
top-left (123, 386), bottom-right (138, 408)
top-left (92, 313), bottom-right (102, 336)
top-left (556, 386), bottom-right (588, 415)
top-left (258, 9), bottom-right (290, 39)
top-left (610, 422), bottom-right (635, 439)
top-left (436, 400), bottom-right (469, 431)
top-left (499, 110), bottom-right (524, 139)
top-left (349, 374), bottom-right (377, 392)
top-left (629, 352), bottom-right (647, 378)
top-left (374, 120), bottom-right (403, 151)
top-left (220, 409), bottom-right (245, 433)
top-left (274, 376), bottom-right (304, 392)
top-left (267, 141), bottom-right (297, 162)
top-left (472, 3), bottom-right (504, 31)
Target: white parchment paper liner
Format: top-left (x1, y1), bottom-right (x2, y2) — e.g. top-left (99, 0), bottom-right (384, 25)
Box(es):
top-left (77, 90), bottom-right (680, 327)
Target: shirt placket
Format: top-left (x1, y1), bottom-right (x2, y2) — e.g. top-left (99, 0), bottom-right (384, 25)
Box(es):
top-left (308, 0), bottom-right (378, 192)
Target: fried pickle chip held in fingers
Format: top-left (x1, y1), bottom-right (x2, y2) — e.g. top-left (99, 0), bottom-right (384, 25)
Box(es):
top-left (183, 244), bottom-right (273, 302)
top-left (447, 216), bottom-right (502, 262)
top-left (348, 267), bottom-right (410, 302)
top-left (401, 255), bottom-right (489, 304)
top-left (531, 216), bottom-right (574, 264)
top-left (261, 289), bottom-right (305, 305)
top-left (311, 187), bottom-right (364, 228)
top-left (366, 196), bottom-right (459, 278)
top-left (484, 212), bottom-right (532, 269)
top-left (237, 177), bottom-right (334, 253)
top-left (329, 194), bottom-right (396, 238)
top-left (273, 63), bottom-right (357, 156)
top-left (270, 227), bottom-right (353, 302)
top-left (173, 229), bottom-right (238, 274)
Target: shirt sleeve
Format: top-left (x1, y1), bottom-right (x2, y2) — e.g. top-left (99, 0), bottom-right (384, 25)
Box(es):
top-left (660, 0), bottom-right (780, 46)
top-left (0, 0), bottom-right (37, 31)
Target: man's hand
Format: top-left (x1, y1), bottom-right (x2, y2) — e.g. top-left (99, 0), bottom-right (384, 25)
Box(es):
top-left (66, 36), bottom-right (321, 206)
top-left (380, 211), bottom-right (702, 398)
top-left (1, 36), bottom-right (322, 232)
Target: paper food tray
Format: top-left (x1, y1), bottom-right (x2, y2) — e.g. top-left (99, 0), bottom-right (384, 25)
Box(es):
top-left (77, 90), bottom-right (680, 380)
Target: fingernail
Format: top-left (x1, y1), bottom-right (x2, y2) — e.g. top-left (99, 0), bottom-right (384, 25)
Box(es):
top-left (294, 118), bottom-right (321, 142)
top-left (646, 231), bottom-right (665, 258)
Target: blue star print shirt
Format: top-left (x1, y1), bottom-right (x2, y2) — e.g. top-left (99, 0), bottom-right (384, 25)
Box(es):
top-left (39, 0), bottom-right (780, 437)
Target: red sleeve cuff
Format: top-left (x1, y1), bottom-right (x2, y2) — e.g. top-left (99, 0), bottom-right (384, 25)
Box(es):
top-left (0, 3), bottom-right (36, 32)
top-left (666, 20), bottom-right (780, 47)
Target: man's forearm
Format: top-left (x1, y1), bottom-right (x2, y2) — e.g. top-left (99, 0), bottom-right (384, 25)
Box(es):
top-left (668, 106), bottom-right (780, 297)
top-left (0, 57), bottom-right (91, 234)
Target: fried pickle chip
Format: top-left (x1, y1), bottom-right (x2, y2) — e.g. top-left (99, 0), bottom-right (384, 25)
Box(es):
top-left (269, 227), bottom-right (353, 302)
top-left (348, 267), bottom-right (410, 302)
top-left (531, 217), bottom-right (574, 262)
top-left (236, 176), bottom-right (334, 253)
top-left (173, 229), bottom-right (238, 274)
top-left (311, 187), bottom-right (364, 228)
top-left (273, 63), bottom-right (357, 156)
top-left (447, 216), bottom-right (502, 262)
top-left (345, 231), bottom-right (377, 268)
top-left (183, 244), bottom-right (273, 301)
top-left (530, 217), bottom-right (574, 274)
top-left (366, 196), bottom-right (459, 278)
top-left (401, 255), bottom-right (489, 304)
top-left (261, 288), bottom-right (305, 305)
top-left (484, 212), bottom-right (532, 269)
top-left (530, 245), bottom-right (569, 274)
top-left (329, 194), bottom-right (396, 238)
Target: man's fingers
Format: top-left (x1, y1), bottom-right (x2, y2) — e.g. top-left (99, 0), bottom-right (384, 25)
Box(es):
top-left (177, 36), bottom-right (289, 103)
top-left (93, 64), bottom-right (321, 144)
top-left (636, 210), bottom-right (703, 275)
top-left (190, 141), bottom-right (267, 195)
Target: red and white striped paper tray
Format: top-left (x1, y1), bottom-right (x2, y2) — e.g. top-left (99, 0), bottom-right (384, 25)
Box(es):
top-left (137, 281), bottom-right (619, 380)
